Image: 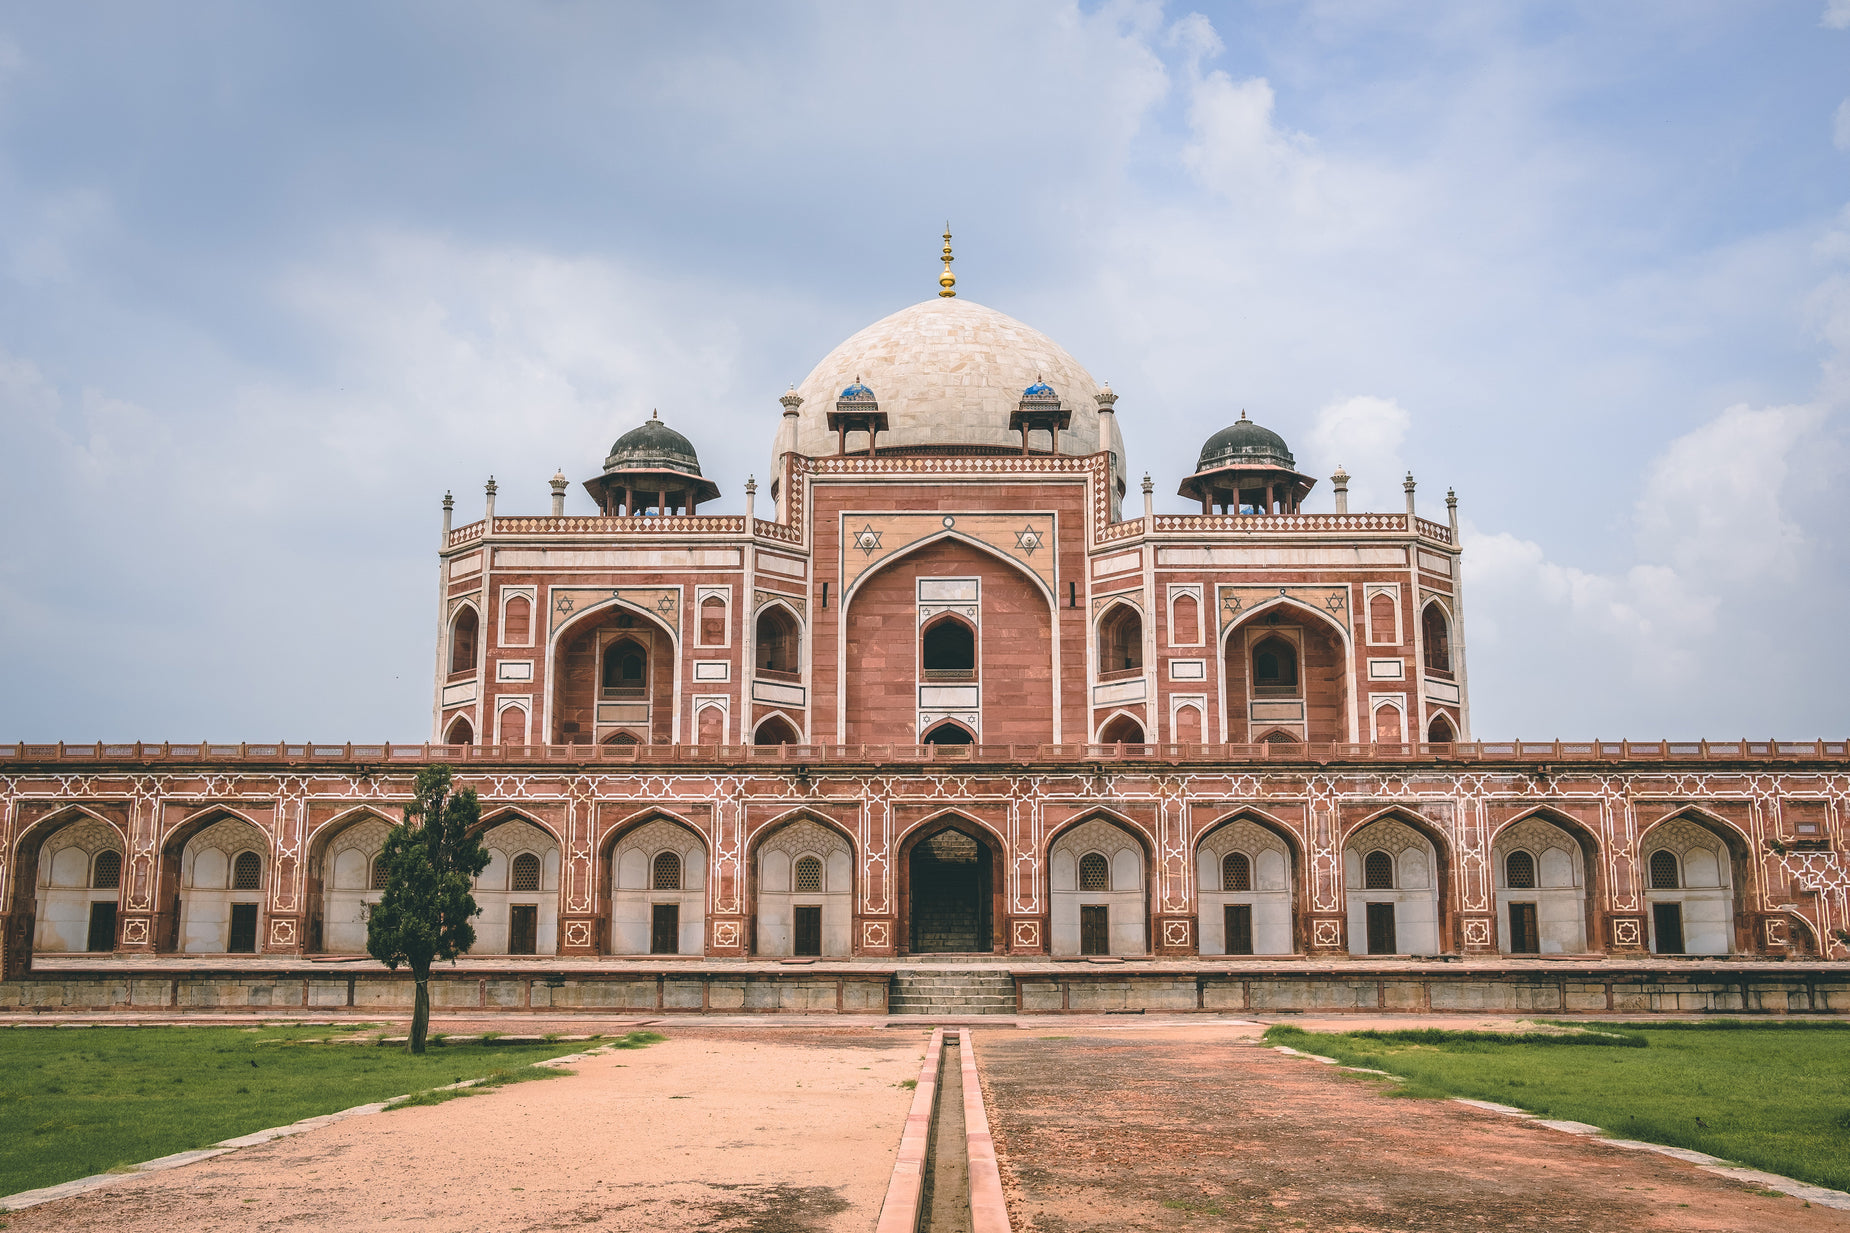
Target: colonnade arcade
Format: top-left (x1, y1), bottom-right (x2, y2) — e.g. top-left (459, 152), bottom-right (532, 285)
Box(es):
top-left (13, 782), bottom-right (1815, 968)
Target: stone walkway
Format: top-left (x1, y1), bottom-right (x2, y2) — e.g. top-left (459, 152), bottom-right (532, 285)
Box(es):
top-left (4, 1026), bottom-right (926, 1233)
top-left (975, 1022), bottom-right (1846, 1232)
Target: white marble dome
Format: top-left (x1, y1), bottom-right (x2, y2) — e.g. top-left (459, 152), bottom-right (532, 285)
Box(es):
top-left (780, 297), bottom-right (1124, 488)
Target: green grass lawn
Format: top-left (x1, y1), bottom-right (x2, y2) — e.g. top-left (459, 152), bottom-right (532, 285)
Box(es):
top-left (1264, 1021), bottom-right (1850, 1193)
top-left (0, 1024), bottom-right (625, 1197)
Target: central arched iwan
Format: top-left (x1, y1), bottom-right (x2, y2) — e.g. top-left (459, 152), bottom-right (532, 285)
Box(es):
top-left (843, 538), bottom-right (1053, 744)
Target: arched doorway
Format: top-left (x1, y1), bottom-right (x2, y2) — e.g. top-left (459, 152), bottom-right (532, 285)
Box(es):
top-left (31, 815), bottom-right (127, 954)
top-left (922, 720), bottom-right (974, 745)
top-left (1097, 713), bottom-right (1145, 744)
top-left (1048, 816), bottom-right (1149, 956)
top-left (606, 817), bottom-right (707, 956)
top-left (1491, 814), bottom-right (1594, 954)
top-left (902, 823), bottom-right (998, 954)
top-left (1640, 815), bottom-right (1743, 955)
top-left (311, 812), bottom-right (392, 953)
top-left (471, 816), bottom-right (560, 955)
top-left (1342, 815), bottom-right (1443, 956)
top-left (755, 714), bottom-right (801, 745)
top-left (1224, 604), bottom-right (1351, 743)
top-left (750, 817), bottom-right (852, 957)
top-left (1197, 815), bottom-right (1296, 955)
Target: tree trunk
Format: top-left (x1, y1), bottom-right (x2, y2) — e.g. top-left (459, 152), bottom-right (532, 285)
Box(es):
top-left (409, 964), bottom-right (431, 1055)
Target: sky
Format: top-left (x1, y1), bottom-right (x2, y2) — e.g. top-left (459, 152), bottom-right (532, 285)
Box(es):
top-left (1, 1), bottom-right (1847, 742)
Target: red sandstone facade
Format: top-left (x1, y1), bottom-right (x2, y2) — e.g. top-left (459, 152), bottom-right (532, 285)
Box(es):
top-left (3, 293), bottom-right (1846, 976)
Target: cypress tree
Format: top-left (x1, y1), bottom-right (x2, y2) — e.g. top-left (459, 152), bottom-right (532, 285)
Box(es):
top-left (366, 765), bottom-right (490, 1053)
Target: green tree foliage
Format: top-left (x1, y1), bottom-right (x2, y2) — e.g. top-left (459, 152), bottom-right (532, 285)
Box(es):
top-left (366, 765), bottom-right (490, 1053)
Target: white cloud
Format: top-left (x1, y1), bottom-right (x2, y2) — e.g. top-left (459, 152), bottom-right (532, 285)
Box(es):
top-left (1303, 395), bottom-right (1412, 512)
top-left (1825, 0), bottom-right (1850, 30)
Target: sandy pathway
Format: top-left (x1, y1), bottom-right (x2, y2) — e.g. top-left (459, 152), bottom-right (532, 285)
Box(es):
top-left (977, 1023), bottom-right (1847, 1232)
top-left (9, 1026), bottom-right (928, 1233)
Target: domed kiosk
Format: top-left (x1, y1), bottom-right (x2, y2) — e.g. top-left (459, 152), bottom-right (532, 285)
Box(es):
top-left (1177, 412), bottom-right (1315, 515)
top-left (585, 410), bottom-right (721, 516)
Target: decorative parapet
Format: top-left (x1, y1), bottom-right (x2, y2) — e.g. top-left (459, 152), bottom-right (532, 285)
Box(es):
top-left (4, 739), bottom-right (1845, 768)
top-left (447, 514), bottom-right (747, 547)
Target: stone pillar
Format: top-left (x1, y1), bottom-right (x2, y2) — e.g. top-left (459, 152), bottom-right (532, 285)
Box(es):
top-left (441, 490), bottom-right (454, 545)
top-left (1403, 471), bottom-right (1416, 518)
top-left (744, 475), bottom-right (756, 525)
top-left (1331, 467), bottom-right (1349, 515)
top-left (550, 469), bottom-right (568, 516)
top-left (484, 476), bottom-right (497, 531)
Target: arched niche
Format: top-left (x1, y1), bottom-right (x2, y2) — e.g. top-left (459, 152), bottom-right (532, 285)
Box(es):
top-left (30, 815), bottom-right (127, 954)
top-left (1490, 814), bottom-right (1593, 954)
top-left (550, 602), bottom-right (676, 745)
top-left (842, 536), bottom-right (1053, 744)
top-left (1223, 603), bottom-right (1351, 744)
top-left (174, 816), bottom-right (270, 954)
top-left (1639, 814), bottom-right (1742, 955)
top-left (899, 819), bottom-right (1003, 955)
top-left (1096, 713), bottom-right (1145, 744)
top-left (755, 713), bottom-right (802, 745)
top-left (1342, 815), bottom-right (1441, 956)
top-left (1048, 817), bottom-right (1147, 957)
top-left (471, 817), bottom-right (560, 956)
top-left (1096, 603), bottom-right (1143, 676)
top-left (607, 817), bottom-right (708, 956)
top-left (751, 817), bottom-right (853, 958)
top-left (311, 813), bottom-right (393, 953)
top-left (1196, 815), bottom-right (1296, 955)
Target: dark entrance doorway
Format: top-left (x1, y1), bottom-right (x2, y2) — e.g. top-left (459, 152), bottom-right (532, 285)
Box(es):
top-left (1080, 905), bottom-right (1110, 955)
top-left (651, 903), bottom-right (680, 954)
top-left (1364, 902), bottom-right (1397, 954)
top-left (1224, 904), bottom-right (1253, 956)
top-left (1652, 902), bottom-right (1685, 955)
top-left (228, 903), bottom-right (259, 954)
top-left (86, 902), bottom-right (117, 953)
top-left (794, 905), bottom-right (823, 956)
top-left (509, 905), bottom-right (538, 955)
top-left (908, 829), bottom-right (991, 952)
top-left (1508, 902), bottom-right (1540, 954)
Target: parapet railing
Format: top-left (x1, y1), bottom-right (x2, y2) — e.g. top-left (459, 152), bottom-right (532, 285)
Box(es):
top-left (4, 739), bottom-right (1845, 768)
top-left (1101, 512), bottom-right (1455, 545)
top-left (447, 514), bottom-right (751, 547)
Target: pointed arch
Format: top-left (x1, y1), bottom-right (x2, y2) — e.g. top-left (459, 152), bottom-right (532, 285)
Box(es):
top-left (1095, 711), bottom-right (1146, 744)
top-left (896, 809), bottom-right (1004, 955)
top-left (1195, 807), bottom-right (1302, 955)
top-left (448, 601), bottom-right (482, 677)
top-left (746, 809), bottom-right (857, 958)
top-left (1219, 595), bottom-right (1357, 744)
top-left (1340, 806), bottom-right (1453, 955)
top-left (12, 806), bottom-right (130, 961)
top-left (1637, 806), bottom-right (1750, 955)
top-left (754, 712), bottom-right (803, 746)
top-left (753, 597), bottom-right (804, 677)
top-left (1095, 599), bottom-right (1144, 676)
top-left (922, 719), bottom-right (976, 745)
top-left (444, 714), bottom-right (475, 745)
top-left (1046, 809), bottom-right (1154, 956)
top-left (545, 596), bottom-right (681, 746)
top-left (841, 528), bottom-right (1058, 611)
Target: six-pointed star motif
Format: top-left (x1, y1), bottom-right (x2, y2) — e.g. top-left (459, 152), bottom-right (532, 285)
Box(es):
top-left (1014, 524), bottom-right (1044, 555)
top-left (852, 524), bottom-right (883, 555)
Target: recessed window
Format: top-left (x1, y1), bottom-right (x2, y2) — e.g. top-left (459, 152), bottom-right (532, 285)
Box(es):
top-left (232, 851), bottom-right (262, 890)
top-left (370, 856), bottom-right (390, 891)
top-left (1222, 851), bottom-right (1251, 892)
top-left (756, 607), bottom-right (801, 675)
top-left (921, 616), bottom-right (976, 680)
top-left (1648, 849), bottom-right (1680, 890)
top-left (511, 852), bottom-right (541, 892)
top-left (1363, 850), bottom-right (1394, 890)
top-left (91, 850), bottom-right (122, 889)
top-left (1097, 605), bottom-right (1143, 674)
top-left (794, 855), bottom-right (823, 892)
top-left (449, 607), bottom-right (479, 676)
top-left (1171, 592), bottom-right (1200, 645)
top-left (1369, 592), bottom-right (1396, 643)
top-left (1422, 605), bottom-right (1452, 674)
top-left (1252, 635), bottom-right (1299, 694)
top-left (1079, 852), bottom-right (1110, 891)
top-left (1505, 850), bottom-right (1536, 889)
top-left (652, 850), bottom-right (682, 891)
top-left (602, 638), bottom-right (648, 698)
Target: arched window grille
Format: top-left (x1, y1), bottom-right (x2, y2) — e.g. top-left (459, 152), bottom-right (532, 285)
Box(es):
top-left (232, 851), bottom-right (262, 890)
top-left (794, 855), bottom-right (823, 892)
top-left (1079, 852), bottom-right (1111, 891)
top-left (1363, 850), bottom-right (1394, 890)
top-left (1505, 850), bottom-right (1536, 889)
top-left (91, 850), bottom-right (122, 889)
top-left (1221, 851), bottom-right (1251, 892)
top-left (370, 857), bottom-right (390, 890)
top-left (1648, 849), bottom-right (1680, 890)
top-left (511, 852), bottom-right (541, 892)
top-left (652, 851), bottom-right (682, 891)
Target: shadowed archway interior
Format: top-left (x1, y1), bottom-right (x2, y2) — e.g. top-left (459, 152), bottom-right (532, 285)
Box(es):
top-left (907, 828), bottom-right (992, 953)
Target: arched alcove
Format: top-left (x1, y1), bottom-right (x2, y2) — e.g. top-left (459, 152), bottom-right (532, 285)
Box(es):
top-left (607, 817), bottom-right (707, 956)
top-left (1048, 817), bottom-right (1148, 956)
top-left (1342, 816), bottom-right (1442, 956)
top-left (1196, 815), bottom-right (1296, 955)
top-left (751, 817), bottom-right (853, 957)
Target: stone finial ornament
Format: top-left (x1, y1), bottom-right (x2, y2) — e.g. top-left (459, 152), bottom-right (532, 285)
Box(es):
top-left (938, 224), bottom-right (956, 298)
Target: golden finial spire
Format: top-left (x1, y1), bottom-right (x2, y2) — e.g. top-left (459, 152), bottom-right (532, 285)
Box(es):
top-left (938, 223), bottom-right (956, 298)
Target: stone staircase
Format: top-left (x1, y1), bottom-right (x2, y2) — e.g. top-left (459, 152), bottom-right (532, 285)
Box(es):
top-left (888, 967), bottom-right (1017, 1016)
